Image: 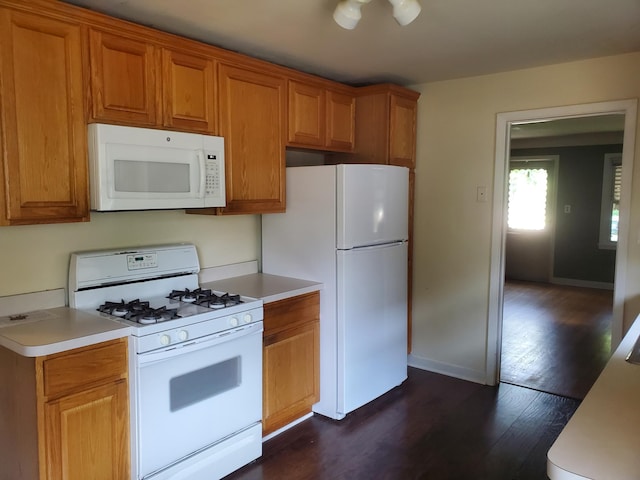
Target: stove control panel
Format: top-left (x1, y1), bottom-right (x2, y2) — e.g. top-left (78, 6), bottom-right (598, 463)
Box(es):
top-left (127, 253), bottom-right (158, 270)
top-left (131, 305), bottom-right (264, 353)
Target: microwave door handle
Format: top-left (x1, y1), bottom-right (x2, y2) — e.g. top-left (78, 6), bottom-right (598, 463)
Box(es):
top-left (197, 150), bottom-right (206, 198)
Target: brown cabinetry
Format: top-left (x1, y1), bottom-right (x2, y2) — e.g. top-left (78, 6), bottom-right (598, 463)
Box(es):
top-left (0, 7), bottom-right (89, 225)
top-left (0, 338), bottom-right (130, 480)
top-left (89, 29), bottom-right (217, 133)
top-left (262, 291), bottom-right (320, 436)
top-left (88, 28), bottom-right (160, 126)
top-left (216, 63), bottom-right (286, 214)
top-left (162, 48), bottom-right (217, 133)
top-left (337, 84), bottom-right (419, 168)
top-left (287, 80), bottom-right (355, 152)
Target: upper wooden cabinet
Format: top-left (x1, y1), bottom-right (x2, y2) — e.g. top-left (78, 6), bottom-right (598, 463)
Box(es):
top-left (162, 48), bottom-right (217, 133)
top-left (88, 28), bottom-right (160, 126)
top-left (216, 63), bottom-right (286, 214)
top-left (326, 89), bottom-right (356, 151)
top-left (88, 29), bottom-right (217, 133)
top-left (0, 7), bottom-right (89, 225)
top-left (337, 84), bottom-right (419, 168)
top-left (287, 80), bottom-right (355, 152)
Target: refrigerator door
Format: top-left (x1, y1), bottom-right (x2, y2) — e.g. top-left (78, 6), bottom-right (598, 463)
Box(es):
top-left (336, 241), bottom-right (408, 417)
top-left (337, 164), bottom-right (409, 249)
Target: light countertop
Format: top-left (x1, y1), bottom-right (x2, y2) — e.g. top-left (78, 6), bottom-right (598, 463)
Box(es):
top-left (0, 307), bottom-right (131, 357)
top-left (202, 273), bottom-right (323, 304)
top-left (547, 315), bottom-right (640, 479)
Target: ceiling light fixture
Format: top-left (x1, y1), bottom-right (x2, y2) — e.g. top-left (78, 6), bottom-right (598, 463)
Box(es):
top-left (333, 0), bottom-right (421, 30)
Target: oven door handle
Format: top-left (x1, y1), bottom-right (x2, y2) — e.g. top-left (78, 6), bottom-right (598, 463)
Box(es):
top-left (137, 322), bottom-right (263, 366)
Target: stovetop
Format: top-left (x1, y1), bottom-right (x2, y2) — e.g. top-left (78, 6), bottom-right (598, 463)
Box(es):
top-left (69, 244), bottom-right (264, 353)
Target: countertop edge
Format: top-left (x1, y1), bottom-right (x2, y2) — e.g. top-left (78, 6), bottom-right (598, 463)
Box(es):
top-left (547, 314), bottom-right (640, 479)
top-left (0, 325), bottom-right (131, 357)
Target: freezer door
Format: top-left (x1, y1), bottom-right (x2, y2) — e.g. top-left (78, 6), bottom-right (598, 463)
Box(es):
top-left (337, 164), bottom-right (408, 249)
top-left (337, 241), bottom-right (408, 416)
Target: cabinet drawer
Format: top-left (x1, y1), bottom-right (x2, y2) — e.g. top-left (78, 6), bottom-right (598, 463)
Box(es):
top-left (263, 291), bottom-right (319, 335)
top-left (42, 338), bottom-right (127, 398)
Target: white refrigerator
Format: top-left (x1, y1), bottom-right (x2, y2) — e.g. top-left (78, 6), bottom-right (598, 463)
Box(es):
top-left (262, 164), bottom-right (408, 420)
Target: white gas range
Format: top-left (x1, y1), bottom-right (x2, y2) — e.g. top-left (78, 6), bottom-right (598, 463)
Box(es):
top-left (69, 244), bottom-right (264, 480)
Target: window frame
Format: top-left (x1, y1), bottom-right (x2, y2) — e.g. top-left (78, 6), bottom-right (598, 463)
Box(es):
top-left (507, 156), bottom-right (558, 235)
top-left (598, 152), bottom-right (622, 250)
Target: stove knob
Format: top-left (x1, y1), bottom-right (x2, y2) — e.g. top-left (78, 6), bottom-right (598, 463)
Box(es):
top-left (243, 313), bottom-right (252, 324)
top-left (160, 334), bottom-right (171, 346)
top-left (178, 330), bottom-right (189, 341)
top-left (229, 317), bottom-right (239, 327)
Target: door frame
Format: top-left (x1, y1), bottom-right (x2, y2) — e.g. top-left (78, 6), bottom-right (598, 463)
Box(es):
top-left (486, 99), bottom-right (638, 385)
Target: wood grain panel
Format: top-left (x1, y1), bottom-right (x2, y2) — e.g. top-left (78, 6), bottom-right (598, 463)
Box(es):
top-left (287, 80), bottom-right (324, 146)
top-left (263, 321), bottom-right (320, 435)
top-left (44, 380), bottom-right (129, 480)
top-left (42, 338), bottom-right (127, 399)
top-left (89, 28), bottom-right (159, 125)
top-left (0, 8), bottom-right (88, 225)
top-left (325, 90), bottom-right (355, 151)
top-left (389, 94), bottom-right (417, 168)
top-left (218, 63), bottom-right (286, 214)
top-left (264, 291), bottom-right (320, 335)
top-left (162, 48), bottom-right (216, 133)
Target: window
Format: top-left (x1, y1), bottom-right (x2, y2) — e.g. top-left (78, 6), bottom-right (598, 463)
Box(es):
top-left (507, 167), bottom-right (549, 231)
top-left (599, 153), bottom-right (622, 249)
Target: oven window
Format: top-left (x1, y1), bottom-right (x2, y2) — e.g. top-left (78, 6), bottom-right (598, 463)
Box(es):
top-left (169, 357), bottom-right (241, 411)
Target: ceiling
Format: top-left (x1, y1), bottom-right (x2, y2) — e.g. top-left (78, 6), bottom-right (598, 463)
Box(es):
top-left (62, 0), bottom-right (640, 86)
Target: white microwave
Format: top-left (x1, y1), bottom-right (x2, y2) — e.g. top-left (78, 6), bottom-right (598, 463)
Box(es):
top-left (87, 123), bottom-right (225, 211)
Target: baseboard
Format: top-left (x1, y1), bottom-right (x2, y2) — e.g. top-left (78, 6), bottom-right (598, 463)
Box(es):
top-left (550, 277), bottom-right (614, 290)
top-left (262, 413), bottom-right (314, 442)
top-left (408, 353), bottom-right (487, 385)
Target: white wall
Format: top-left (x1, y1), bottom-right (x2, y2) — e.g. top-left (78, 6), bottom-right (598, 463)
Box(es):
top-left (0, 210), bottom-right (260, 298)
top-left (409, 51), bottom-right (640, 383)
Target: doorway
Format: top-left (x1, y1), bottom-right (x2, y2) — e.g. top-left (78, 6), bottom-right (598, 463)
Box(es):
top-left (485, 100), bottom-right (638, 387)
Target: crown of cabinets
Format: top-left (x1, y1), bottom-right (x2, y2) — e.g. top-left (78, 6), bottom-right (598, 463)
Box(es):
top-left (0, 0), bottom-right (418, 225)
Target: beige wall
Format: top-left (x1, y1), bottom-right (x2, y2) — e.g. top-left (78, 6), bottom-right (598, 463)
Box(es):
top-left (0, 210), bottom-right (260, 297)
top-left (409, 51), bottom-right (640, 382)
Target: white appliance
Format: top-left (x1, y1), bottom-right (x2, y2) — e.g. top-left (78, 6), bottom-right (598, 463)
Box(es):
top-left (69, 244), bottom-right (263, 480)
top-left (262, 164), bottom-right (409, 420)
top-left (88, 123), bottom-right (225, 211)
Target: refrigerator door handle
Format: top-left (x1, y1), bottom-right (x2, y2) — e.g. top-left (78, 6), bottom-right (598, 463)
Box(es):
top-left (341, 240), bottom-right (407, 251)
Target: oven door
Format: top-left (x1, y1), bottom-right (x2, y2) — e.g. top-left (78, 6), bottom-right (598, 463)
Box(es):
top-left (135, 322), bottom-right (262, 479)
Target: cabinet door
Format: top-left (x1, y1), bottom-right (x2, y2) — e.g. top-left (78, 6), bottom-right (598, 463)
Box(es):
top-left (44, 380), bottom-right (129, 480)
top-left (263, 321), bottom-right (320, 435)
top-left (326, 90), bottom-right (355, 151)
top-left (287, 80), bottom-right (325, 147)
top-left (218, 64), bottom-right (286, 214)
top-left (89, 29), bottom-right (160, 125)
top-left (388, 94), bottom-right (417, 168)
top-left (0, 8), bottom-right (89, 225)
top-left (162, 48), bottom-right (216, 133)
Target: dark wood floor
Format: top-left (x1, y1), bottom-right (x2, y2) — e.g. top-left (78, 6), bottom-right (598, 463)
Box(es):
top-left (226, 281), bottom-right (613, 479)
top-left (226, 368), bottom-right (579, 480)
top-left (500, 280), bottom-right (613, 399)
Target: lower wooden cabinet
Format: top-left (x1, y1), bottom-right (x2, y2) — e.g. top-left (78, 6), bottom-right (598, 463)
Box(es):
top-left (262, 291), bottom-right (320, 436)
top-left (0, 338), bottom-right (130, 480)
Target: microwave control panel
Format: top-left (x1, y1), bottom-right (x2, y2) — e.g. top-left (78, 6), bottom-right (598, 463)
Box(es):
top-left (204, 153), bottom-right (223, 197)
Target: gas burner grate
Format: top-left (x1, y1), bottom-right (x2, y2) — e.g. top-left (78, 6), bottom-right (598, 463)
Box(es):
top-left (98, 299), bottom-right (180, 324)
top-left (168, 288), bottom-right (243, 309)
